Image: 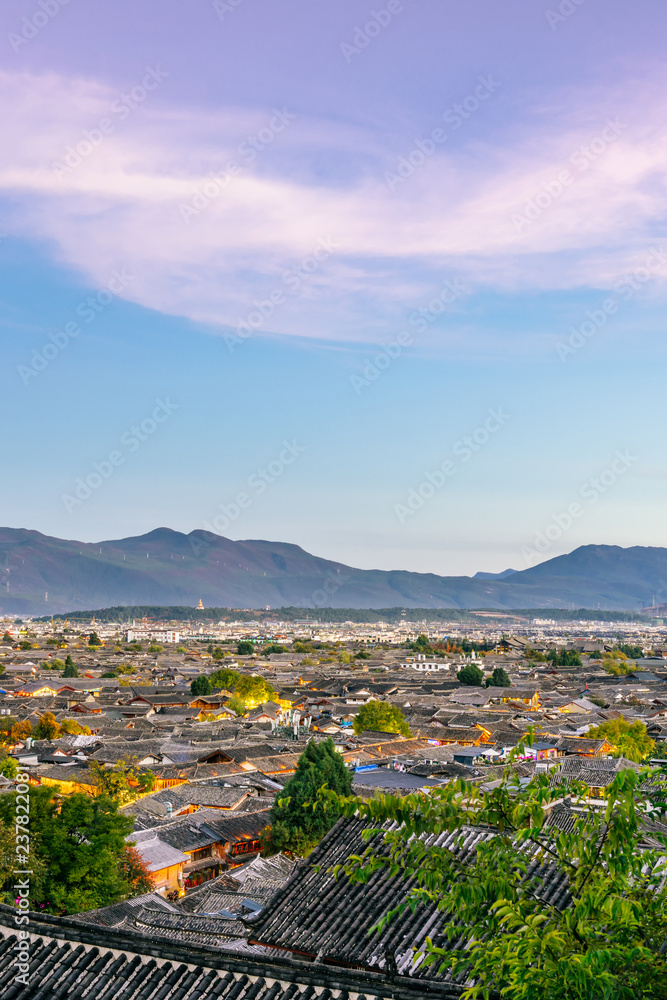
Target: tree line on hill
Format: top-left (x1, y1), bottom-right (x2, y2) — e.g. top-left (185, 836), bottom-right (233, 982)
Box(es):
top-left (34, 606), bottom-right (651, 624)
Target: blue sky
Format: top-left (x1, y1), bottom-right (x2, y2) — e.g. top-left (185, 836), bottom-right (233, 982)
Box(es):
top-left (1, 0), bottom-right (666, 577)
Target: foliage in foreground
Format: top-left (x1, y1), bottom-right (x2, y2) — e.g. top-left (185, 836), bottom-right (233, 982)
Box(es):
top-left (329, 762), bottom-right (667, 999)
top-left (0, 787), bottom-right (153, 913)
top-left (268, 738), bottom-right (353, 855)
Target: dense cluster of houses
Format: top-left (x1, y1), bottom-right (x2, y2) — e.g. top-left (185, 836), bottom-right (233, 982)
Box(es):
top-left (0, 625), bottom-right (666, 997)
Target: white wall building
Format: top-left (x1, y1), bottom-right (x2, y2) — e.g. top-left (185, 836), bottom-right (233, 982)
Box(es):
top-left (124, 628), bottom-right (181, 644)
top-left (400, 654), bottom-right (451, 672)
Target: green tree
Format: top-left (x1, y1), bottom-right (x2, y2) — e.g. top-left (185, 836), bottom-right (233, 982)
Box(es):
top-left (269, 738), bottom-right (353, 855)
top-left (34, 711), bottom-right (61, 741)
top-left (0, 787), bottom-right (146, 913)
top-left (1, 632), bottom-right (13, 645)
top-left (588, 716), bottom-right (655, 763)
top-left (212, 647), bottom-right (223, 660)
top-left (486, 666), bottom-right (511, 688)
top-left (354, 649), bottom-right (370, 659)
top-left (0, 757), bottom-right (17, 779)
top-left (264, 643), bottom-right (288, 654)
top-left (615, 644), bottom-right (643, 659)
top-left (601, 652), bottom-right (631, 676)
top-left (147, 644), bottom-right (163, 653)
top-left (334, 762), bottom-right (667, 999)
top-left (237, 640), bottom-right (254, 655)
top-left (136, 769), bottom-right (156, 793)
top-left (408, 633), bottom-right (434, 654)
top-left (234, 674), bottom-right (277, 706)
top-left (63, 655), bottom-right (78, 677)
top-left (49, 657), bottom-right (65, 671)
top-left (210, 667), bottom-right (241, 690)
top-left (88, 631), bottom-right (102, 646)
top-left (548, 649), bottom-right (583, 667)
top-left (352, 701), bottom-right (411, 737)
top-left (523, 645), bottom-right (547, 662)
top-left (190, 675), bottom-right (212, 696)
top-left (224, 695), bottom-right (246, 716)
top-left (457, 663), bottom-right (485, 686)
top-left (88, 759), bottom-right (149, 805)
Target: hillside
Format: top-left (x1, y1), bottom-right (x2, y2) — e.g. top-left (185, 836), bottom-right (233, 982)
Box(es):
top-left (0, 527), bottom-right (664, 614)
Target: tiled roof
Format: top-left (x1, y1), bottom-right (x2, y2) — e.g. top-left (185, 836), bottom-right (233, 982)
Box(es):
top-left (0, 903), bottom-right (471, 999)
top-left (128, 831), bottom-right (189, 872)
top-left (72, 891), bottom-right (179, 928)
top-left (249, 815), bottom-right (571, 981)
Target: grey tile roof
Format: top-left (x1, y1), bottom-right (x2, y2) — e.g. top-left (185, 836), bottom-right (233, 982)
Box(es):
top-left (249, 815), bottom-right (572, 982)
top-left (0, 903), bottom-right (471, 999)
top-left (128, 831), bottom-right (189, 871)
top-left (72, 891), bottom-right (179, 927)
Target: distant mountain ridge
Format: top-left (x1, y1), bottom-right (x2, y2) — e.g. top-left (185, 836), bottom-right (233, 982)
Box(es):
top-left (0, 526), bottom-right (665, 614)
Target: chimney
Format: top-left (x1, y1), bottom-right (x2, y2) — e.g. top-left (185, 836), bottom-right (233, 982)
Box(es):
top-left (165, 801), bottom-right (172, 817)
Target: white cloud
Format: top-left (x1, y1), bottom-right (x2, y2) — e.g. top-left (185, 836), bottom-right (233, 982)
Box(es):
top-left (3, 69), bottom-right (667, 342)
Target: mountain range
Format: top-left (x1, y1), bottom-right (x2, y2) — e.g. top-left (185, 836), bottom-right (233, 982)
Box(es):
top-left (0, 527), bottom-right (666, 615)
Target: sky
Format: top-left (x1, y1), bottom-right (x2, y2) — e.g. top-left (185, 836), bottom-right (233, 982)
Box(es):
top-left (1, 0), bottom-right (667, 578)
